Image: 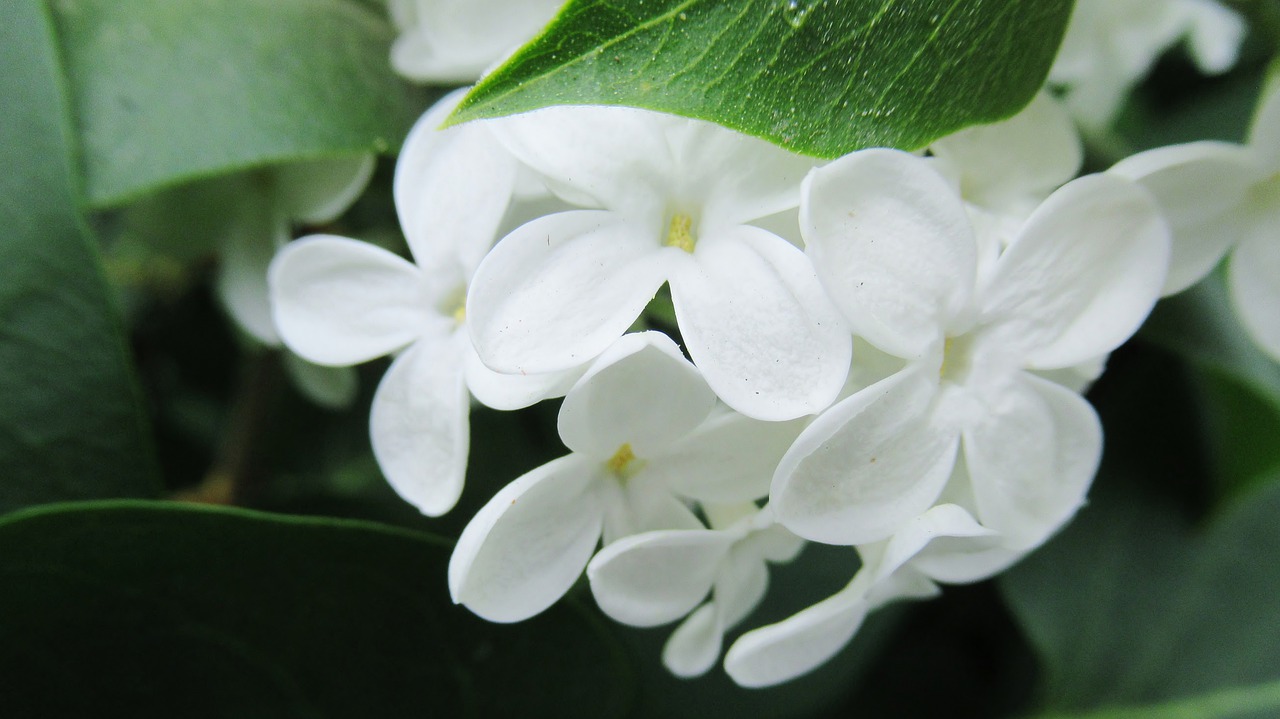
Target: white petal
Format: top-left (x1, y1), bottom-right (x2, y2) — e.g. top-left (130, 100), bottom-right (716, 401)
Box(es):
top-left (963, 373), bottom-right (1102, 550)
top-left (874, 504), bottom-right (993, 583)
top-left (723, 580), bottom-right (868, 688)
top-left (930, 92), bottom-right (1081, 208)
top-left (1229, 232), bottom-right (1280, 362)
top-left (1110, 141), bottom-right (1262, 294)
top-left (982, 173), bottom-right (1170, 369)
top-left (602, 480), bottom-right (704, 544)
top-left (370, 336), bottom-right (470, 516)
top-left (802, 149), bottom-right (976, 359)
top-left (281, 351), bottom-right (358, 409)
top-left (645, 413), bottom-right (805, 505)
top-left (911, 538), bottom-right (1025, 585)
top-left (394, 89), bottom-right (518, 272)
top-left (466, 211), bottom-right (670, 374)
top-left (671, 226), bottom-right (851, 420)
top-left (389, 0), bottom-right (561, 83)
top-left (772, 368), bottom-right (959, 546)
top-left (714, 547), bottom-right (770, 629)
top-left (587, 529), bottom-right (735, 627)
top-left (670, 120), bottom-right (815, 225)
top-left (491, 105), bottom-right (672, 216)
top-left (448, 454), bottom-right (604, 622)
top-left (1251, 82), bottom-right (1280, 170)
top-left (269, 235), bottom-right (437, 365)
top-left (558, 332), bottom-right (715, 458)
top-left (462, 341), bottom-right (581, 410)
top-left (1182, 0), bottom-right (1246, 74)
top-left (275, 154), bottom-right (375, 225)
top-left (217, 197), bottom-right (287, 346)
top-left (662, 604), bottom-right (722, 678)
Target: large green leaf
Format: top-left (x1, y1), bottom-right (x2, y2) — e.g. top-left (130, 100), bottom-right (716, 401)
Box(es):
top-left (1002, 471), bottom-right (1280, 719)
top-left (51, 0), bottom-right (427, 208)
top-left (0, 0), bottom-right (159, 511)
top-left (0, 501), bottom-right (633, 718)
top-left (448, 0), bottom-right (1074, 157)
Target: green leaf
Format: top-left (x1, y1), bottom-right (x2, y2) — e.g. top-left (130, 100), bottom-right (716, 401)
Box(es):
top-left (447, 0), bottom-right (1074, 157)
top-left (0, 0), bottom-right (159, 512)
top-left (50, 0), bottom-right (427, 208)
top-left (0, 501), bottom-right (633, 718)
top-left (1001, 471), bottom-right (1280, 719)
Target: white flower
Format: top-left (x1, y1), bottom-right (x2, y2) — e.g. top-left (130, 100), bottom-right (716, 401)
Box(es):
top-left (771, 149), bottom-right (1169, 549)
top-left (1110, 84), bottom-right (1280, 360)
top-left (448, 332), bottom-right (806, 623)
top-left (268, 90), bottom-right (571, 516)
top-left (466, 105), bottom-right (851, 421)
top-left (586, 503), bottom-right (803, 678)
top-left (724, 504), bottom-right (993, 688)
top-left (388, 0), bottom-right (562, 83)
top-left (930, 92), bottom-right (1082, 259)
top-left (216, 155), bottom-right (374, 408)
top-left (1050, 0), bottom-right (1245, 130)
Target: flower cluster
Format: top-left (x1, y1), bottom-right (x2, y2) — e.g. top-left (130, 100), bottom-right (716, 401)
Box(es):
top-left (246, 0), bottom-right (1278, 688)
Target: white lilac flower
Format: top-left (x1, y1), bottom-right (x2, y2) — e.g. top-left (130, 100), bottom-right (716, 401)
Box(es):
top-left (587, 503), bottom-right (803, 678)
top-left (724, 504), bottom-right (995, 688)
top-left (1110, 84), bottom-right (1280, 360)
top-left (466, 105), bottom-right (851, 421)
top-left (217, 155), bottom-right (374, 408)
top-left (771, 149), bottom-right (1170, 549)
top-left (388, 0), bottom-right (562, 83)
top-left (448, 332), bottom-right (806, 623)
top-left (268, 90), bottom-right (572, 517)
top-left (1050, 0), bottom-right (1245, 130)
top-left (930, 92), bottom-right (1083, 259)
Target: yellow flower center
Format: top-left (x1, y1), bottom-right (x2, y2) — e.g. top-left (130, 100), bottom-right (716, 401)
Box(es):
top-left (664, 213), bottom-right (696, 253)
top-left (606, 443), bottom-right (646, 480)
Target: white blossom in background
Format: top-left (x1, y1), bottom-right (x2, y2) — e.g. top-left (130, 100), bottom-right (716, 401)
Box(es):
top-left (772, 149), bottom-right (1170, 551)
top-left (268, 90), bottom-right (575, 517)
top-left (587, 503), bottom-right (803, 678)
top-left (217, 155), bottom-right (374, 408)
top-left (1050, 0), bottom-right (1245, 130)
top-left (1110, 83), bottom-right (1280, 360)
top-left (449, 332), bottom-right (806, 623)
top-left (466, 105), bottom-right (852, 421)
top-left (388, 0), bottom-right (563, 83)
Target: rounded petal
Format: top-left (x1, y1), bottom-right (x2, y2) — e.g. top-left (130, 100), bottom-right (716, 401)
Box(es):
top-left (1249, 83), bottom-right (1280, 169)
top-left (1229, 232), bottom-right (1280, 362)
top-left (714, 547), bottom-right (770, 629)
top-left (1183, 0), bottom-right (1245, 74)
top-left (963, 373), bottom-right (1102, 550)
top-left (462, 341), bottom-right (581, 410)
top-left (646, 413), bottom-right (806, 505)
top-left (982, 174), bottom-right (1170, 369)
top-left (587, 529), bottom-right (735, 627)
top-left (558, 332), bottom-right (715, 458)
top-left (467, 211), bottom-right (670, 374)
top-left (394, 89), bottom-right (518, 272)
top-left (671, 226), bottom-right (851, 420)
top-left (490, 105), bottom-right (672, 216)
top-left (771, 368), bottom-right (959, 546)
top-left (370, 337), bottom-right (470, 516)
top-left (269, 235), bottom-right (437, 365)
top-left (448, 454), bottom-right (604, 623)
top-left (217, 197), bottom-right (287, 346)
top-left (389, 0), bottom-right (561, 83)
top-left (662, 604), bottom-right (722, 679)
top-left (911, 537), bottom-right (1025, 585)
top-left (670, 120), bottom-right (815, 226)
top-left (930, 92), bottom-right (1081, 208)
top-left (723, 582), bottom-right (868, 688)
top-left (1110, 141), bottom-right (1262, 294)
top-left (281, 351), bottom-right (358, 410)
top-left (802, 149), bottom-right (976, 359)
top-left (275, 154), bottom-right (375, 225)
top-left (874, 504), bottom-right (994, 583)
